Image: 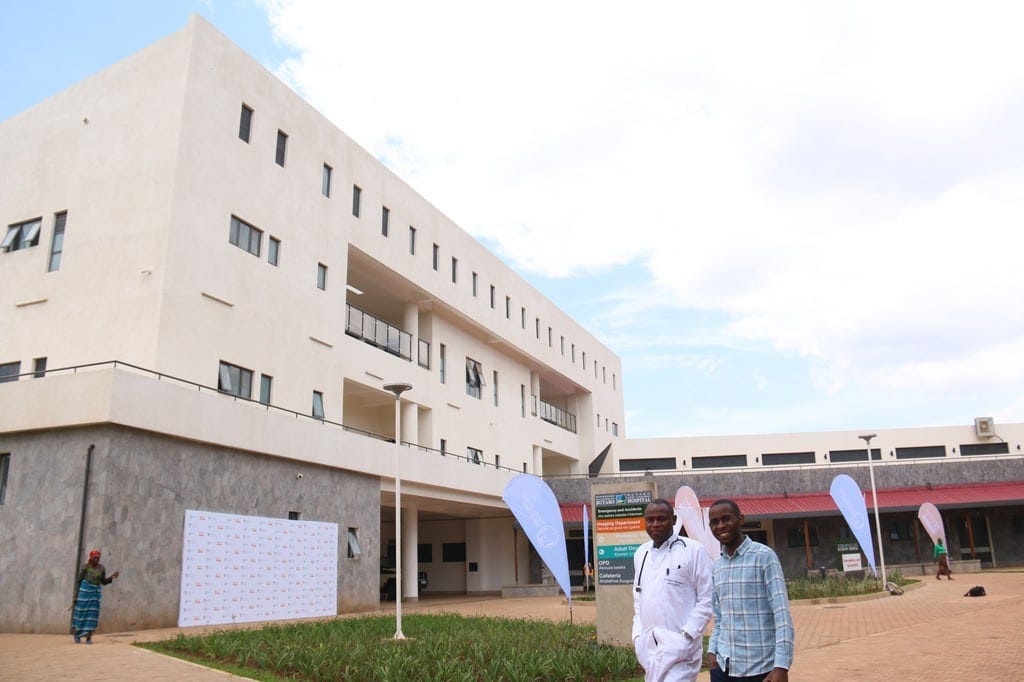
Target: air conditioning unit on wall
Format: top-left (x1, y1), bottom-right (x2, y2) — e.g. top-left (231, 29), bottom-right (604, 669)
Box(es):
top-left (974, 417), bottom-right (995, 438)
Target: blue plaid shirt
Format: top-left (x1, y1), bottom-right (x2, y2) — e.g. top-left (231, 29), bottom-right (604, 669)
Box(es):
top-left (708, 536), bottom-right (794, 676)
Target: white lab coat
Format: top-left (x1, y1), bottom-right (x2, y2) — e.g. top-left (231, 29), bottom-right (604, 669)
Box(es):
top-left (632, 534), bottom-right (714, 682)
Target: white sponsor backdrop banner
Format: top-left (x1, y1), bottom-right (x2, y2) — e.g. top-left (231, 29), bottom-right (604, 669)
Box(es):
top-left (178, 510), bottom-right (338, 627)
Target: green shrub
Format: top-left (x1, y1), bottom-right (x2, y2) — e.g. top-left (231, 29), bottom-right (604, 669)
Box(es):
top-left (788, 570), bottom-right (913, 600)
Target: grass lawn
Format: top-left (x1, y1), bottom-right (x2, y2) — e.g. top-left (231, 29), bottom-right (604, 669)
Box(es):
top-left (139, 612), bottom-right (643, 681)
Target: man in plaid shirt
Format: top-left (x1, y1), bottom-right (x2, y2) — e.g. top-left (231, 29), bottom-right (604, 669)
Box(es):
top-left (707, 499), bottom-right (794, 682)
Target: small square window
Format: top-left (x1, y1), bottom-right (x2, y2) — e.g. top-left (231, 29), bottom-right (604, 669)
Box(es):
top-left (288, 510), bottom-right (301, 520)
top-left (2, 219), bottom-right (42, 253)
top-left (0, 362), bottom-right (21, 383)
top-left (275, 130), bottom-right (288, 166)
top-left (218, 361), bottom-right (253, 398)
top-left (33, 357), bottom-right (47, 378)
top-left (352, 185), bottom-right (362, 217)
top-left (467, 447), bottom-right (483, 465)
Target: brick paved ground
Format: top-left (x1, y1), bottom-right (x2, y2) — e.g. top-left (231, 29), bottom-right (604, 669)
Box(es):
top-left (2, 570), bottom-right (1020, 680)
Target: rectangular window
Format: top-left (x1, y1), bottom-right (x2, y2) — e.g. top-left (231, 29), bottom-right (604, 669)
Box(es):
top-left (492, 370), bottom-right (499, 406)
top-left (0, 453), bottom-right (9, 505)
top-left (621, 457), bottom-right (676, 472)
top-left (466, 357), bottom-right (483, 399)
top-left (451, 257), bottom-right (458, 283)
top-left (442, 542), bottom-right (467, 562)
top-left (439, 343), bottom-right (446, 384)
top-left (347, 528), bottom-right (362, 558)
top-left (612, 422), bottom-right (619, 436)
top-left (762, 451), bottom-right (816, 466)
top-left (229, 216), bottom-right (262, 256)
top-left (432, 243), bottom-right (439, 270)
top-left (322, 164), bottom-right (332, 197)
top-left (317, 263), bottom-right (328, 290)
top-left (268, 236), bottom-right (280, 266)
top-left (548, 327), bottom-right (552, 347)
top-left (829, 448), bottom-right (882, 463)
top-left (521, 307), bottom-right (526, 329)
top-left (0, 362), bottom-right (21, 383)
top-left (472, 272), bottom-right (478, 297)
top-left (583, 351), bottom-right (587, 369)
top-left (595, 362), bottom-right (598, 378)
top-left (259, 374), bottom-right (273, 405)
top-left (960, 442), bottom-right (1010, 456)
top-left (535, 318), bottom-right (540, 339)
top-left (238, 104), bottom-right (253, 142)
top-left (489, 285), bottom-right (495, 309)
top-left (692, 454), bottom-right (748, 469)
top-left (571, 344), bottom-right (576, 363)
top-left (2, 218), bottom-right (42, 253)
top-left (787, 526), bottom-right (820, 548)
top-left (603, 367), bottom-right (607, 383)
top-left (505, 296), bottom-right (511, 319)
top-left (418, 543), bottom-right (433, 563)
top-left (467, 447), bottom-right (483, 465)
top-left (381, 206), bottom-right (390, 236)
top-left (218, 361), bottom-right (253, 398)
top-left (494, 454), bottom-right (501, 470)
top-left (889, 520), bottom-right (912, 542)
top-left (560, 336), bottom-right (565, 355)
top-left (352, 185), bottom-right (361, 217)
top-left (521, 384), bottom-right (526, 418)
top-left (894, 445), bottom-right (946, 460)
top-left (613, 373), bottom-right (617, 390)
top-left (48, 212), bottom-right (66, 271)
top-left (275, 130), bottom-right (288, 166)
top-left (33, 357), bottom-right (47, 378)
top-left (288, 511), bottom-right (301, 520)
top-left (312, 390), bottom-right (325, 419)
top-left (409, 226), bottom-right (416, 255)
top-left (440, 438), bottom-right (447, 456)
top-left (597, 414), bottom-right (601, 428)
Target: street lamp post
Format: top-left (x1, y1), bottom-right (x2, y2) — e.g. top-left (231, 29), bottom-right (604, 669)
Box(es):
top-left (384, 382), bottom-right (412, 639)
top-left (859, 433), bottom-right (887, 588)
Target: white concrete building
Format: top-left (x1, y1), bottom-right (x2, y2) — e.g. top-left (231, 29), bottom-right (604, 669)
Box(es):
top-left (0, 16), bottom-right (623, 633)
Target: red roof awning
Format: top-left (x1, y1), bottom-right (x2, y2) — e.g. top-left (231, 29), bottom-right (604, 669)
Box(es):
top-left (559, 480), bottom-right (1024, 522)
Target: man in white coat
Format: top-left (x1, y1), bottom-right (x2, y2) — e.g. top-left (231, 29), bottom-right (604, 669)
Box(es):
top-left (632, 498), bottom-right (714, 682)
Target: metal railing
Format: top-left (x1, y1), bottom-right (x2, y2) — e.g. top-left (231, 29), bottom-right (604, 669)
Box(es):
top-left (345, 304), bottom-right (412, 361)
top-left (2, 359), bottom-right (525, 474)
top-left (538, 398), bottom-right (577, 433)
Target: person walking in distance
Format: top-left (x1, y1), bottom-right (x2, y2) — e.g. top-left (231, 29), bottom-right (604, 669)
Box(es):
top-left (632, 498), bottom-right (713, 682)
top-left (934, 538), bottom-right (954, 580)
top-left (707, 499), bottom-right (794, 682)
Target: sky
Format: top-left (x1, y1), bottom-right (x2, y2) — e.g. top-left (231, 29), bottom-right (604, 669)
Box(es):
top-left (3, 1), bottom-right (1023, 439)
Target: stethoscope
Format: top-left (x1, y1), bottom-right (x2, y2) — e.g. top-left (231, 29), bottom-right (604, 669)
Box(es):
top-left (634, 537), bottom-right (686, 593)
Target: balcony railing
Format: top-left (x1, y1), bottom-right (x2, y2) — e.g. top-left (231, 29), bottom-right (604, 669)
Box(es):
top-left (537, 397), bottom-right (577, 433)
top-left (345, 304), bottom-right (412, 361)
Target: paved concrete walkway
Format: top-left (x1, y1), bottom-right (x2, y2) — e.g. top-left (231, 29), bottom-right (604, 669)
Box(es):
top-left (2, 571), bottom-right (1021, 680)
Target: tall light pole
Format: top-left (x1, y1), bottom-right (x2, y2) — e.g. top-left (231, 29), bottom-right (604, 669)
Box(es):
top-left (859, 433), bottom-right (887, 588)
top-left (384, 382), bottom-right (412, 639)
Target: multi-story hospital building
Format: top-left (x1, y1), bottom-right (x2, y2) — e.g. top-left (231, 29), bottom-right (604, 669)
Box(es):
top-left (3, 16), bottom-right (1021, 633)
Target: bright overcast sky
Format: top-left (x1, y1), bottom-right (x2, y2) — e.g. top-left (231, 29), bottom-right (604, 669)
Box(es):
top-left (3, 1), bottom-right (1022, 438)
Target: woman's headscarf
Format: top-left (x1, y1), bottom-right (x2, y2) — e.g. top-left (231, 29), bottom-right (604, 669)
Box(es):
top-left (88, 549), bottom-right (101, 564)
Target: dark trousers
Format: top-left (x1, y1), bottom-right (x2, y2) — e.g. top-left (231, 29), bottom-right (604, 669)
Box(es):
top-left (710, 666), bottom-right (770, 682)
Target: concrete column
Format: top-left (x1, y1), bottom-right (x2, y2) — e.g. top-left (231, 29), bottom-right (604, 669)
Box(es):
top-left (401, 503), bottom-right (419, 599)
top-left (533, 444), bottom-right (543, 476)
top-left (401, 400), bottom-right (417, 446)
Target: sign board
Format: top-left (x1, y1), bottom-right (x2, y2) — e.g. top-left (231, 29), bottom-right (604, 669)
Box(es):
top-left (594, 490), bottom-right (652, 585)
top-left (841, 553), bottom-right (863, 572)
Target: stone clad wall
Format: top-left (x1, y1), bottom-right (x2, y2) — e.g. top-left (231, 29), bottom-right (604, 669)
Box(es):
top-left (0, 424), bottom-right (380, 634)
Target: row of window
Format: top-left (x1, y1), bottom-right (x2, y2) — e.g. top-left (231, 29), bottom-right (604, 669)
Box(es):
top-left (2, 212), bottom-right (67, 271)
top-left (621, 441), bottom-right (1014, 472)
top-left (0, 358), bottom-right (48, 383)
top-left (235, 102), bottom-right (617, 391)
top-left (238, 103), bottom-right (362, 213)
top-left (229, 215), bottom-right (334, 290)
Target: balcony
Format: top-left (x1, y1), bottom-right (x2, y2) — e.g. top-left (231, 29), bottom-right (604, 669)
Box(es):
top-left (533, 395), bottom-right (577, 433)
top-left (346, 304), bottom-right (412, 361)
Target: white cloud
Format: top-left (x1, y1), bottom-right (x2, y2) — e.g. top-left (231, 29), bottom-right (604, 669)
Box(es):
top-left (255, 0), bottom-right (1024, 431)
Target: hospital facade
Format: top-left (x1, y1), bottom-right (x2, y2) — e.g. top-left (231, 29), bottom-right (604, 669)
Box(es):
top-left (2, 16), bottom-right (1021, 633)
